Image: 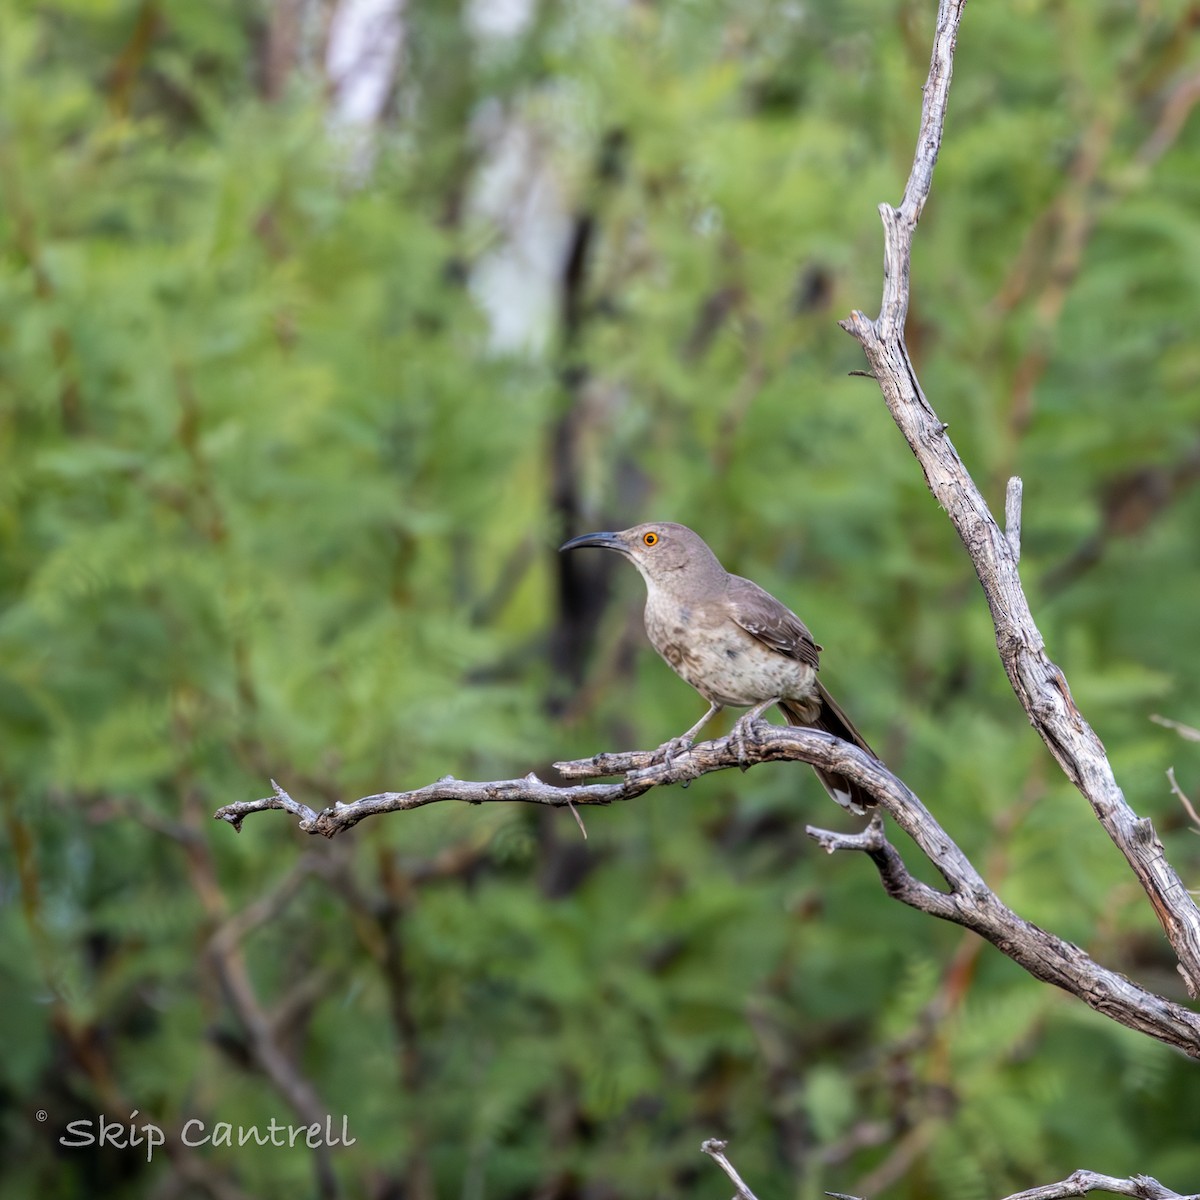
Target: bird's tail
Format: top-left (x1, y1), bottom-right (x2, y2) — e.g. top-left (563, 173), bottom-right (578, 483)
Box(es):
top-left (779, 683), bottom-right (877, 814)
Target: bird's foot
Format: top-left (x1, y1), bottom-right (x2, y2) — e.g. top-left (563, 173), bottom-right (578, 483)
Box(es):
top-left (729, 709), bottom-right (771, 771)
top-left (651, 734), bottom-right (695, 768)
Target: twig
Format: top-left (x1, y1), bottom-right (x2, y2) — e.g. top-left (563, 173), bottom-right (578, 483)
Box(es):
top-left (1005, 476), bottom-right (1023, 563)
top-left (215, 768), bottom-right (662, 837)
top-left (1166, 767), bottom-right (1200, 831)
top-left (872, 0), bottom-right (964, 341)
top-left (565, 798), bottom-right (589, 839)
top-left (216, 779), bottom-right (322, 831)
top-left (1152, 714), bottom-right (1200, 743)
top-left (700, 1139), bottom-right (761, 1200)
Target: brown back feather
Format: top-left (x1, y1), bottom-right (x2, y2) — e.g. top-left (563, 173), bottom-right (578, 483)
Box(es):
top-left (725, 575), bottom-right (821, 669)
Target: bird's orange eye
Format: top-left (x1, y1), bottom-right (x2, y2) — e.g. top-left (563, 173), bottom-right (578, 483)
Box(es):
top-left (642, 531), bottom-right (659, 547)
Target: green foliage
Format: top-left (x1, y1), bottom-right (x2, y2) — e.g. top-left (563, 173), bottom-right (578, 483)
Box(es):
top-left (3, 1), bottom-right (1200, 1197)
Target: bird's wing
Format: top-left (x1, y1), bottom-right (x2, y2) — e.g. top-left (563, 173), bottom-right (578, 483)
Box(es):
top-left (727, 575), bottom-right (821, 668)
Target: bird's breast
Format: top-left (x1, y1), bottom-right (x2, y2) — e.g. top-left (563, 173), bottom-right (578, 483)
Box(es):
top-left (643, 590), bottom-right (816, 708)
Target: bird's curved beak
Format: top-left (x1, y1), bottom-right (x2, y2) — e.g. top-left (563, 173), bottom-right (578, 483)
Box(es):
top-left (559, 530), bottom-right (628, 555)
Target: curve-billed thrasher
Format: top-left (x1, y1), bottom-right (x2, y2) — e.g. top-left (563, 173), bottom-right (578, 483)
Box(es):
top-left (560, 521), bottom-right (877, 812)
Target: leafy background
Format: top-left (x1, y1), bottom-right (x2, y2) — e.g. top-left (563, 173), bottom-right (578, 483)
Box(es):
top-left (2, 1), bottom-right (1200, 1197)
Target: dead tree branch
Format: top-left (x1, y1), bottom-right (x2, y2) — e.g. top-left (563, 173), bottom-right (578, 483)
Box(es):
top-left (704, 1145), bottom-right (1200, 1200)
top-left (215, 723), bottom-right (1200, 1060)
top-left (700, 1138), bottom-right (761, 1200)
top-left (837, 0), bottom-right (1200, 998)
top-left (999, 1171), bottom-right (1200, 1200)
top-left (823, 1172), bottom-right (1197, 1200)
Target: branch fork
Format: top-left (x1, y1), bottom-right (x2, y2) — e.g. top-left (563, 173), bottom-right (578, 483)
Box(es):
top-left (216, 718), bottom-right (1200, 1060)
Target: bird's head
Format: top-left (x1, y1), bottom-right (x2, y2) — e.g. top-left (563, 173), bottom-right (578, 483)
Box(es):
top-left (559, 522), bottom-right (723, 589)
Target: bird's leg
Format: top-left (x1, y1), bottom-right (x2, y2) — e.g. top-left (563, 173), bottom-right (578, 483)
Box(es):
top-left (729, 698), bottom-right (780, 769)
top-left (653, 701), bottom-right (722, 765)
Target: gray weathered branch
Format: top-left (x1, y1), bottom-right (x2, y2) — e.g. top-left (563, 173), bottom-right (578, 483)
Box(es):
top-left (215, 723), bottom-right (1200, 1060)
top-left (703, 1142), bottom-right (1200, 1200)
top-left (999, 1170), bottom-right (1200, 1200)
top-left (700, 1139), bottom-right (761, 1200)
top-left (838, 0), bottom-right (1200, 997)
top-left (1005, 476), bottom-right (1023, 563)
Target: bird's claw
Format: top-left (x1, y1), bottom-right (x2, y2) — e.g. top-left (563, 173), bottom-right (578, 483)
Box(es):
top-left (729, 714), bottom-right (763, 771)
top-left (651, 734), bottom-right (695, 768)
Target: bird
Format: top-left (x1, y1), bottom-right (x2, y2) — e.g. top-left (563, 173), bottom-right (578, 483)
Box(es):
top-left (559, 521), bottom-right (877, 812)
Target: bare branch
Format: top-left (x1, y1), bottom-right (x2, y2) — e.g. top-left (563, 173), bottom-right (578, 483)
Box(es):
top-left (1152, 714), bottom-right (1200, 744)
top-left (819, 1171), bottom-right (1200, 1200)
top-left (215, 768), bottom-right (660, 838)
top-left (838, 0), bottom-right (1200, 997)
top-left (1166, 767), bottom-right (1200, 832)
top-left (806, 815), bottom-right (962, 922)
top-left (1000, 1169), bottom-right (1200, 1200)
top-left (217, 723), bottom-right (1200, 1059)
top-left (700, 1139), bottom-right (761, 1200)
top-left (215, 779), bottom-right (322, 832)
top-left (872, 0), bottom-right (963, 340)
top-left (1005, 476), bottom-right (1023, 563)
top-left (707, 1145), bottom-right (1200, 1200)
top-left (802, 783), bottom-right (1200, 1058)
